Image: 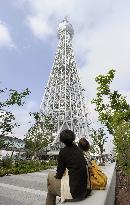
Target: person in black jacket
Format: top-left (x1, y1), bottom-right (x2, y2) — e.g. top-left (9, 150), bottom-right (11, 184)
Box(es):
top-left (78, 138), bottom-right (92, 193)
top-left (45, 130), bottom-right (88, 205)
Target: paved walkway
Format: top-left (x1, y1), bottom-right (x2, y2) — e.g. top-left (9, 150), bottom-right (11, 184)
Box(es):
top-left (0, 163), bottom-right (116, 205)
top-left (0, 169), bottom-right (56, 205)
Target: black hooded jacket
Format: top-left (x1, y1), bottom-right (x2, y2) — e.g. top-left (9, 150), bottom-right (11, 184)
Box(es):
top-left (55, 143), bottom-right (87, 199)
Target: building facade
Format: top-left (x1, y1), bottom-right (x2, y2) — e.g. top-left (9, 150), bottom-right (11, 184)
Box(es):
top-left (0, 136), bottom-right (25, 160)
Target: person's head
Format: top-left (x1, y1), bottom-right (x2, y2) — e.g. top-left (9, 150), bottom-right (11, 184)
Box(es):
top-left (60, 130), bottom-right (75, 146)
top-left (78, 138), bottom-right (90, 152)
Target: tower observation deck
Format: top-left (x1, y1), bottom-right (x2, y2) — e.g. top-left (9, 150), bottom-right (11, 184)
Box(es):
top-left (40, 18), bottom-right (89, 150)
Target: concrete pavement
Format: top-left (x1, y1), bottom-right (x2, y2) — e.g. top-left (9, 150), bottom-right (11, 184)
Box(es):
top-left (0, 169), bottom-right (56, 205)
top-left (0, 163), bottom-right (116, 205)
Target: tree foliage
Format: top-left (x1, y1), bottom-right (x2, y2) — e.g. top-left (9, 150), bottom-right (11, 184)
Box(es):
top-left (92, 69), bottom-right (130, 173)
top-left (90, 128), bottom-right (108, 163)
top-left (114, 122), bottom-right (130, 174)
top-left (25, 112), bottom-right (54, 158)
top-left (0, 88), bottom-right (30, 135)
top-left (92, 69), bottom-right (130, 134)
top-left (0, 87), bottom-right (30, 149)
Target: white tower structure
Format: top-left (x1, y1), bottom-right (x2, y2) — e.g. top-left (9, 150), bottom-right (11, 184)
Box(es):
top-left (40, 18), bottom-right (89, 149)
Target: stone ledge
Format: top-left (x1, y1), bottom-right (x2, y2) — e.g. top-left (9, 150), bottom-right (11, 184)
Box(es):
top-left (61, 162), bottom-right (116, 205)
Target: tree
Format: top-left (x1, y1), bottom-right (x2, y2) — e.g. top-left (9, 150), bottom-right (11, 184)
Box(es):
top-left (0, 87), bottom-right (30, 148)
top-left (92, 69), bottom-right (130, 134)
top-left (114, 122), bottom-right (130, 174)
top-left (25, 112), bottom-right (54, 159)
top-left (92, 69), bottom-right (130, 173)
top-left (90, 128), bottom-right (108, 163)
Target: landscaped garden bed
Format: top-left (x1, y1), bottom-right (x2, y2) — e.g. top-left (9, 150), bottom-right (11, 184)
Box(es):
top-left (115, 165), bottom-right (130, 205)
top-left (0, 158), bottom-right (57, 177)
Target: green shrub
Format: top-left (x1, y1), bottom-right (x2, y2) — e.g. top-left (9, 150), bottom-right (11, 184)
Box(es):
top-left (0, 168), bottom-right (7, 177)
top-left (2, 158), bottom-right (13, 169)
top-left (0, 159), bottom-right (3, 167)
top-left (0, 159), bottom-right (54, 176)
top-left (47, 160), bottom-right (57, 166)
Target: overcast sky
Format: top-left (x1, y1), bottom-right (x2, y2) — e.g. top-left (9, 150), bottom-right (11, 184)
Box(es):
top-left (1, 0), bottom-right (130, 152)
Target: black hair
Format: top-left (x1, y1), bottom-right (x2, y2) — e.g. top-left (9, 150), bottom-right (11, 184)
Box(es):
top-left (60, 130), bottom-right (75, 146)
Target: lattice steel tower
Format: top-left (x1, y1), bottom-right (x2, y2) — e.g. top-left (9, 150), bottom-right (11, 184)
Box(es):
top-left (40, 18), bottom-right (89, 147)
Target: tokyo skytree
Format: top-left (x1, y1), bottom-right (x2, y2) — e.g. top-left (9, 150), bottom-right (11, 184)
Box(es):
top-left (40, 18), bottom-right (89, 149)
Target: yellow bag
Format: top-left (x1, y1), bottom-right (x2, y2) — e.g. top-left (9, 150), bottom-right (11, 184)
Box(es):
top-left (89, 160), bottom-right (107, 190)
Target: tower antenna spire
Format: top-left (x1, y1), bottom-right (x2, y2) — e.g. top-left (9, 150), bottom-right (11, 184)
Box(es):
top-left (64, 16), bottom-right (69, 21)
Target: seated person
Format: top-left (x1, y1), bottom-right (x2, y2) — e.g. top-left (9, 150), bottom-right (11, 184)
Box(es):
top-left (78, 138), bottom-right (91, 192)
top-left (45, 130), bottom-right (88, 205)
top-left (78, 138), bottom-right (91, 165)
top-left (78, 138), bottom-right (107, 190)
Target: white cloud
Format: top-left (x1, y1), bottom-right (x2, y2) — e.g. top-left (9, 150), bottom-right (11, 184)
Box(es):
top-left (27, 15), bottom-right (52, 39)
top-left (19, 0), bottom-right (130, 99)
top-left (0, 22), bottom-right (14, 48)
top-left (14, 0), bottom-right (130, 151)
top-left (23, 0), bottom-right (112, 40)
top-left (24, 0), bottom-right (77, 39)
top-left (78, 12), bottom-right (130, 100)
top-left (19, 3), bottom-right (130, 100)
